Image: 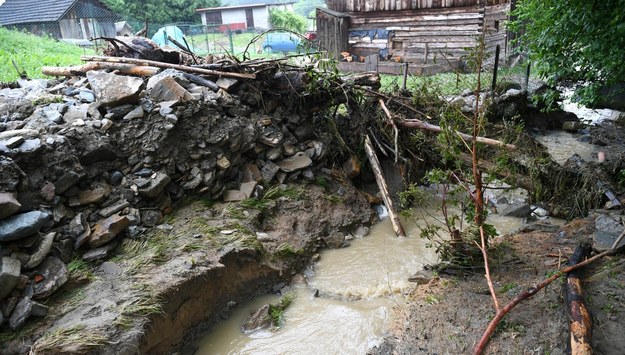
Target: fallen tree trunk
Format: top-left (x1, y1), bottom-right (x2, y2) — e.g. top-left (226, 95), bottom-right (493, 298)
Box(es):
top-left (42, 62), bottom-right (160, 77)
top-left (81, 55), bottom-right (257, 80)
top-left (473, 247), bottom-right (619, 355)
top-left (566, 243), bottom-right (593, 355)
top-left (364, 134), bottom-right (406, 237)
top-left (398, 119), bottom-right (516, 150)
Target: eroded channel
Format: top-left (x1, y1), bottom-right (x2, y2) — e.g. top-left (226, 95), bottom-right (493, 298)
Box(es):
top-left (190, 202), bottom-right (529, 355)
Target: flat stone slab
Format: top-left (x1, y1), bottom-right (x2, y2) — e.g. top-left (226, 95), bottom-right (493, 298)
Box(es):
top-left (0, 211), bottom-right (49, 242)
top-left (0, 192), bottom-right (21, 219)
top-left (0, 256), bottom-right (21, 299)
top-left (592, 230), bottom-right (625, 253)
top-left (277, 152), bottom-right (312, 173)
top-left (24, 232), bottom-right (56, 270)
top-left (32, 257), bottom-right (69, 300)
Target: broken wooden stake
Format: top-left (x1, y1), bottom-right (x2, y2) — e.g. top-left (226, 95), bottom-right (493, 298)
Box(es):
top-left (81, 55), bottom-right (256, 80)
top-left (364, 134), bottom-right (406, 237)
top-left (566, 243), bottom-right (593, 355)
top-left (42, 62), bottom-right (160, 77)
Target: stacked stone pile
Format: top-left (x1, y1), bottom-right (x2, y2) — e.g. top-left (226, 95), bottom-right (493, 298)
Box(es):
top-left (0, 65), bottom-right (353, 330)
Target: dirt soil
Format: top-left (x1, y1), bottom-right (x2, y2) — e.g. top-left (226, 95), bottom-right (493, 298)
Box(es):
top-left (371, 216), bottom-right (625, 355)
top-left (370, 109), bottom-right (625, 355)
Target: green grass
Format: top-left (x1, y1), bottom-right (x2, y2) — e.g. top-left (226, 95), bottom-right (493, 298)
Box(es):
top-left (380, 64), bottom-right (529, 96)
top-left (0, 27), bottom-right (93, 83)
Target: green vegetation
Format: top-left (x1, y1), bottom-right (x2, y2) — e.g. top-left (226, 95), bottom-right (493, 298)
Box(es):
top-left (0, 28), bottom-right (91, 83)
top-left (269, 9), bottom-right (307, 33)
top-left (67, 258), bottom-right (95, 282)
top-left (510, 0), bottom-right (625, 106)
top-left (103, 0), bottom-right (219, 23)
top-left (269, 294), bottom-right (295, 327)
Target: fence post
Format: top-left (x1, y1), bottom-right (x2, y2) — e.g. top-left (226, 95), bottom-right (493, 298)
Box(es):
top-left (402, 63), bottom-right (409, 91)
top-left (525, 60), bottom-right (531, 91)
top-left (490, 44), bottom-right (500, 97)
top-left (228, 27), bottom-right (234, 53)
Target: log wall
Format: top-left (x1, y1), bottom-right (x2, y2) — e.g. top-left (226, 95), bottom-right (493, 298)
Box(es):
top-left (327, 0), bottom-right (509, 13)
top-left (342, 3), bottom-right (510, 64)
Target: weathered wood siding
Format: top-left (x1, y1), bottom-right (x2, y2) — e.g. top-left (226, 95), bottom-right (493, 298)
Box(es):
top-left (342, 3), bottom-right (510, 64)
top-left (59, 0), bottom-right (117, 39)
top-left (317, 8), bottom-right (350, 60)
top-left (327, 0), bottom-right (508, 12)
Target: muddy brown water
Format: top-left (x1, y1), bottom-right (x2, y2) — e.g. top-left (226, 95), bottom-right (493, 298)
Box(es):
top-left (190, 203), bottom-right (527, 355)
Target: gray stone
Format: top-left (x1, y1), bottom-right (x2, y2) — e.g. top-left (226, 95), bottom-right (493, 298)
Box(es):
top-left (8, 297), bottom-right (48, 331)
top-left (11, 252), bottom-right (30, 266)
top-left (302, 168), bottom-right (314, 181)
top-left (353, 226), bottom-right (369, 238)
top-left (266, 146), bottom-right (282, 160)
top-left (98, 199), bottom-right (130, 218)
top-left (5, 136), bottom-right (24, 149)
top-left (32, 257), bottom-right (68, 300)
top-left (98, 261), bottom-right (122, 276)
top-left (87, 71), bottom-right (144, 106)
top-left (18, 138), bottom-right (41, 153)
top-left (277, 152), bottom-right (312, 173)
top-left (324, 232), bottom-right (344, 248)
top-left (261, 161), bottom-right (280, 183)
top-left (39, 182), bottom-right (55, 202)
top-left (241, 304), bottom-right (272, 333)
top-left (24, 232), bottom-right (55, 270)
top-left (141, 209), bottom-right (163, 227)
top-left (0, 211), bottom-right (49, 242)
top-left (408, 270), bottom-right (436, 284)
top-left (224, 190), bottom-right (246, 202)
top-left (63, 103), bottom-right (88, 123)
top-left (54, 171), bottom-right (83, 194)
top-left (106, 104), bottom-right (135, 119)
top-left (146, 69), bottom-right (190, 91)
top-left (68, 213), bottom-right (90, 249)
top-left (240, 181), bottom-right (257, 199)
top-left (595, 214), bottom-right (624, 234)
top-left (592, 231), bottom-right (625, 253)
top-left (89, 214), bottom-right (130, 248)
top-left (216, 77), bottom-right (239, 92)
top-left (498, 203), bottom-right (532, 218)
top-left (216, 156), bottom-right (231, 170)
top-left (0, 192), bottom-right (21, 219)
top-left (150, 76), bottom-right (195, 102)
top-left (182, 173), bottom-right (203, 190)
top-left (82, 242), bottom-right (118, 262)
top-left (109, 171), bottom-right (124, 185)
top-left (78, 90), bottom-right (95, 103)
top-left (122, 106), bottom-right (144, 120)
top-left (0, 257), bottom-right (21, 299)
top-left (562, 121), bottom-right (582, 132)
top-left (44, 108), bottom-right (63, 124)
top-left (138, 172), bottom-right (171, 198)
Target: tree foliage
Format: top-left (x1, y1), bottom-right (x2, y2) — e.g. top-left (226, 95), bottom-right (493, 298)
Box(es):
top-left (293, 0), bottom-right (325, 19)
top-left (269, 8), bottom-right (307, 33)
top-left (103, 0), bottom-right (220, 24)
top-left (510, 0), bottom-right (625, 105)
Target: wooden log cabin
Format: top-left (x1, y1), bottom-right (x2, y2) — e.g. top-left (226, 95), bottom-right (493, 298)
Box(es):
top-left (317, 0), bottom-right (512, 67)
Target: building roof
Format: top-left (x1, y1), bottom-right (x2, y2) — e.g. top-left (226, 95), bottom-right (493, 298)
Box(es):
top-left (197, 0), bottom-right (294, 12)
top-left (0, 0), bottom-right (77, 25)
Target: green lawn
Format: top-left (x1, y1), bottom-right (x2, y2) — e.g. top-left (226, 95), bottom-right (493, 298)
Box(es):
top-left (0, 27), bottom-right (93, 83)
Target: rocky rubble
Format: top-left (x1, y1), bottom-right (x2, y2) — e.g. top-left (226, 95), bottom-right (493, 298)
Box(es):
top-left (0, 66), bottom-right (354, 331)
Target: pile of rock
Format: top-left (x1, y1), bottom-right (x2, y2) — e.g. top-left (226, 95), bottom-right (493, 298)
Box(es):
top-left (0, 66), bottom-right (348, 330)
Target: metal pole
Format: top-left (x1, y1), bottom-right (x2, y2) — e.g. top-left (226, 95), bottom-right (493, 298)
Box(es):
top-left (491, 44), bottom-right (500, 96)
top-left (402, 63), bottom-right (409, 91)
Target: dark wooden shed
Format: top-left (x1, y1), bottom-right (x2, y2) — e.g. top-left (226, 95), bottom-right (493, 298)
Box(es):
top-left (318, 0), bottom-right (512, 66)
top-left (0, 0), bottom-right (118, 40)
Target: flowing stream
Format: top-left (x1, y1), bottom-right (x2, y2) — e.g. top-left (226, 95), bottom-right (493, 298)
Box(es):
top-left (190, 203), bottom-right (527, 355)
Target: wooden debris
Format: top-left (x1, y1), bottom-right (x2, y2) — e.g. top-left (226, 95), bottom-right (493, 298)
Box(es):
top-left (566, 243), bottom-right (593, 355)
top-left (364, 134), bottom-right (406, 237)
top-left (398, 118), bottom-right (516, 150)
top-left (81, 55), bottom-right (256, 80)
top-left (42, 62), bottom-right (160, 77)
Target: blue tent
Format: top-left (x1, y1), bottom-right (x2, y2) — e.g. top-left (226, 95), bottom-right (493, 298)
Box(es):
top-left (152, 26), bottom-right (191, 50)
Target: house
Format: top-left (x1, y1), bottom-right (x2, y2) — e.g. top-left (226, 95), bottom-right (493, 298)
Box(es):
top-left (318, 0), bottom-right (511, 66)
top-left (115, 21), bottom-right (133, 37)
top-left (0, 0), bottom-right (118, 40)
top-left (196, 0), bottom-right (295, 32)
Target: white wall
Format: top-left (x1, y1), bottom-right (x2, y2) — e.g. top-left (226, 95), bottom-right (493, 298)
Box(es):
top-left (252, 7), bottom-right (269, 29)
top-left (222, 8), bottom-right (247, 25)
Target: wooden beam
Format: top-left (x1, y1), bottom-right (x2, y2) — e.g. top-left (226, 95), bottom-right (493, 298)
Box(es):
top-left (364, 134), bottom-right (407, 237)
top-left (81, 55), bottom-right (257, 80)
top-left (42, 62), bottom-right (160, 77)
